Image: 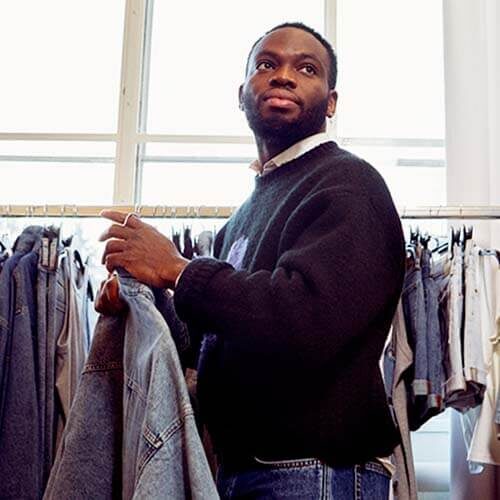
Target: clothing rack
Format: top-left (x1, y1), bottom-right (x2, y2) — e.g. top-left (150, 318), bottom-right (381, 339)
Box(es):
top-left (1, 205), bottom-right (500, 219)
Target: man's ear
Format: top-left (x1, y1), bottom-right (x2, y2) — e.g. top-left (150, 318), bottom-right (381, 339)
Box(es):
top-left (238, 85), bottom-right (244, 111)
top-left (327, 90), bottom-right (338, 118)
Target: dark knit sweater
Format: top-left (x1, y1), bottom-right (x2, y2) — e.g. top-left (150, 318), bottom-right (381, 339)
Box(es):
top-left (174, 141), bottom-right (405, 466)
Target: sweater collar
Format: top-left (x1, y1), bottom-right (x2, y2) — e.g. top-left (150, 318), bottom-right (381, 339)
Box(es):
top-left (250, 132), bottom-right (333, 176)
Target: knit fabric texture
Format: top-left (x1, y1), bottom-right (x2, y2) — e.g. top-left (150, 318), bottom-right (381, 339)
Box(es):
top-left (174, 141), bottom-right (406, 466)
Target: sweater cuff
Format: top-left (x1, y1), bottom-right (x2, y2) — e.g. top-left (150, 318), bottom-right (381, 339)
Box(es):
top-left (173, 257), bottom-right (233, 322)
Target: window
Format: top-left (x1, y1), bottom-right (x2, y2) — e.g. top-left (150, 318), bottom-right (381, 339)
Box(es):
top-left (138, 0), bottom-right (325, 206)
top-left (1, 4), bottom-right (449, 493)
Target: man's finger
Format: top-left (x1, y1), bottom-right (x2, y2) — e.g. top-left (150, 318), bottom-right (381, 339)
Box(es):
top-left (100, 210), bottom-right (128, 224)
top-left (101, 210), bottom-right (142, 229)
top-left (101, 239), bottom-right (127, 264)
top-left (99, 224), bottom-right (133, 242)
top-left (123, 212), bottom-right (142, 229)
top-left (104, 253), bottom-right (126, 274)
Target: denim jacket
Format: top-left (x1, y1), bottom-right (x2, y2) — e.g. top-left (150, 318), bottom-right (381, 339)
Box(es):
top-left (44, 274), bottom-right (218, 500)
top-left (0, 226), bottom-right (44, 499)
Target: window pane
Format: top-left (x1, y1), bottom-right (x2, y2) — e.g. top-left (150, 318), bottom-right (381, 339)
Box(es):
top-left (0, 0), bottom-right (125, 133)
top-left (0, 141), bottom-right (115, 157)
top-left (145, 142), bottom-right (257, 160)
top-left (336, 0), bottom-right (445, 139)
top-left (344, 144), bottom-right (446, 206)
top-left (146, 0), bottom-right (324, 135)
top-left (141, 163), bottom-right (255, 206)
top-left (0, 162), bottom-right (114, 204)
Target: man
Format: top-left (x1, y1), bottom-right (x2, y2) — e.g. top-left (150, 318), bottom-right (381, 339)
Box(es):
top-left (100, 22), bottom-right (405, 499)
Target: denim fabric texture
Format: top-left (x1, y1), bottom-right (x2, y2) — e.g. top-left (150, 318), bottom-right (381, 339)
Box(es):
top-left (45, 273), bottom-right (218, 500)
top-left (43, 314), bottom-right (126, 500)
top-left (216, 459), bottom-right (391, 499)
top-left (0, 225), bottom-right (44, 499)
top-left (420, 248), bottom-right (445, 422)
top-left (0, 249), bottom-right (8, 272)
top-left (37, 228), bottom-right (66, 486)
top-left (401, 248), bottom-right (429, 430)
top-left (119, 274), bottom-right (217, 500)
top-left (0, 249), bottom-right (42, 498)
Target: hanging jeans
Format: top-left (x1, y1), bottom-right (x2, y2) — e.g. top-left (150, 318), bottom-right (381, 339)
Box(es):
top-left (401, 248), bottom-right (429, 430)
top-left (420, 248), bottom-right (445, 422)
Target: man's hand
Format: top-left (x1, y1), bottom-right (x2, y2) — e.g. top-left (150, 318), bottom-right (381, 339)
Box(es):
top-left (99, 210), bottom-right (189, 289)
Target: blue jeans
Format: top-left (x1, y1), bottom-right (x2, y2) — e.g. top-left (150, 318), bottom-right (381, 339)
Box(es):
top-left (401, 252), bottom-right (429, 431)
top-left (216, 459), bottom-right (390, 499)
top-left (420, 248), bottom-right (444, 422)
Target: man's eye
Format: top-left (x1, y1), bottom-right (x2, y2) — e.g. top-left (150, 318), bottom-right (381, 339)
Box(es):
top-left (300, 64), bottom-right (317, 75)
top-left (256, 61), bottom-right (274, 71)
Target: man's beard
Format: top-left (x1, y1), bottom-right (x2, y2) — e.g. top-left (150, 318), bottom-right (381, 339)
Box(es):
top-left (243, 93), bottom-right (329, 147)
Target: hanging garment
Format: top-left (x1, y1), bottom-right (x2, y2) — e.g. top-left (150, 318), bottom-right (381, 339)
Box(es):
top-left (183, 226), bottom-right (194, 260)
top-left (463, 242), bottom-right (488, 402)
top-left (385, 301), bottom-right (418, 500)
top-left (0, 246), bottom-right (8, 273)
top-left (421, 247), bottom-right (445, 420)
top-left (53, 248), bottom-right (92, 451)
top-left (44, 273), bottom-right (218, 500)
top-left (0, 225), bottom-right (44, 499)
top-left (195, 230), bottom-right (214, 257)
top-left (466, 260), bottom-right (500, 466)
top-left (401, 246), bottom-right (430, 430)
top-left (445, 242), bottom-right (468, 406)
top-left (37, 227), bottom-right (67, 486)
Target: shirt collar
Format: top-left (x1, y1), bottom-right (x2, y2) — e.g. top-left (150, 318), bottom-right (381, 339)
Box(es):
top-left (249, 132), bottom-right (332, 176)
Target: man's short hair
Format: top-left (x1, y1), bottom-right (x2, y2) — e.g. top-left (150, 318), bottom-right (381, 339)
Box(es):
top-left (245, 22), bottom-right (338, 90)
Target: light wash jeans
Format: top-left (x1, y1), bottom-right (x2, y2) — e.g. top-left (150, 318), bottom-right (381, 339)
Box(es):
top-left (216, 458), bottom-right (391, 499)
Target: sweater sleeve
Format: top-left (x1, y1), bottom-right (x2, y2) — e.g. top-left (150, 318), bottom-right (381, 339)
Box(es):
top-left (173, 189), bottom-right (405, 371)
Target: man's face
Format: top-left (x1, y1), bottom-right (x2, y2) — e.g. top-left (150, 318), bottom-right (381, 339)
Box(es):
top-left (239, 27), bottom-right (337, 143)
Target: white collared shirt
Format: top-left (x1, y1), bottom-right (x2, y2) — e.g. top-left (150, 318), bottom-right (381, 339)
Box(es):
top-left (249, 132), bottom-right (333, 176)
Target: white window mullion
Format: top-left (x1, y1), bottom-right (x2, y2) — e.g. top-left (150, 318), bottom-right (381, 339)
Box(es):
top-left (324, 0), bottom-right (338, 138)
top-left (114, 0), bottom-right (147, 205)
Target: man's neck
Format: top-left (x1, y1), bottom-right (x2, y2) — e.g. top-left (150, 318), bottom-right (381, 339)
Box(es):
top-left (255, 126), bottom-right (327, 165)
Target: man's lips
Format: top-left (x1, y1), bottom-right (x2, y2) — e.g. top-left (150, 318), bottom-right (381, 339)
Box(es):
top-left (265, 97), bottom-right (298, 109)
top-left (262, 90), bottom-right (301, 109)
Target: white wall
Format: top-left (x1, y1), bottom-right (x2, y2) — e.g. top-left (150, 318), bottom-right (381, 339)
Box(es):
top-left (443, 0), bottom-right (500, 498)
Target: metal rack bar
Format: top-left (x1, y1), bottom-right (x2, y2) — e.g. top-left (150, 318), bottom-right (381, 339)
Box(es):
top-left (398, 206), bottom-right (500, 220)
top-left (0, 205), bottom-right (236, 218)
top-left (1, 205), bottom-right (500, 220)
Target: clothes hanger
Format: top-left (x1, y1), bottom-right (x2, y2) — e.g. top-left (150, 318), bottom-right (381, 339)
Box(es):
top-left (419, 231), bottom-right (431, 250)
top-left (479, 248), bottom-right (500, 267)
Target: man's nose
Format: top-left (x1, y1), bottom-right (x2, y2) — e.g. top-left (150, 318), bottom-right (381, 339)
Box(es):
top-left (269, 65), bottom-right (297, 88)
